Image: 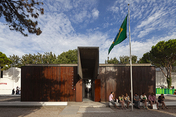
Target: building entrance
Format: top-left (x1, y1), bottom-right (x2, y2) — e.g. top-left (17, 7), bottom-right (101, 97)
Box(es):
top-left (82, 79), bottom-right (92, 102)
top-left (77, 47), bottom-right (99, 102)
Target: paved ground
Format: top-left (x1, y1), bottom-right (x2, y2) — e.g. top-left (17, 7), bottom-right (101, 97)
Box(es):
top-left (0, 106), bottom-right (65, 117)
top-left (0, 95), bottom-right (176, 117)
top-left (0, 95), bottom-right (20, 102)
top-left (0, 106), bottom-right (176, 117)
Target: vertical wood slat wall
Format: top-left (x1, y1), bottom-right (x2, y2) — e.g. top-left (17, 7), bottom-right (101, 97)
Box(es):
top-left (98, 66), bottom-right (155, 102)
top-left (94, 79), bottom-right (101, 102)
top-left (21, 66), bottom-right (77, 101)
top-left (21, 65), bottom-right (155, 102)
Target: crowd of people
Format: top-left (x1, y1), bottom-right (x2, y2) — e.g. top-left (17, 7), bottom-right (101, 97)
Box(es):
top-left (12, 86), bottom-right (21, 95)
top-left (109, 92), bottom-right (168, 110)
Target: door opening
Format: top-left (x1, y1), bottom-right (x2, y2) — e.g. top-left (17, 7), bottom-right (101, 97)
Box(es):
top-left (83, 79), bottom-right (92, 102)
top-left (77, 47), bottom-right (99, 102)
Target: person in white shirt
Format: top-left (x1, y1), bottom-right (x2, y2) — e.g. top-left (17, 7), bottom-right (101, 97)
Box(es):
top-left (140, 92), bottom-right (148, 109)
top-left (109, 92), bottom-right (119, 109)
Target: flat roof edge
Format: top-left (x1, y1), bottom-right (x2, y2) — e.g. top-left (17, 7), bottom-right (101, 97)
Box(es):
top-left (24, 64), bottom-right (78, 67)
top-left (23, 64), bottom-right (152, 67)
top-left (99, 64), bottom-right (152, 66)
top-left (78, 47), bottom-right (99, 49)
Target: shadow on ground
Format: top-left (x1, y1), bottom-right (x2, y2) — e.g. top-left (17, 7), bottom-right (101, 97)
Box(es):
top-left (0, 96), bottom-right (20, 102)
top-left (81, 106), bottom-right (176, 117)
top-left (0, 106), bottom-right (65, 117)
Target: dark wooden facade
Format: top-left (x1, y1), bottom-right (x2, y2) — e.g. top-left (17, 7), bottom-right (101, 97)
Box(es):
top-left (97, 65), bottom-right (156, 102)
top-left (21, 64), bottom-right (155, 102)
top-left (94, 79), bottom-right (101, 102)
top-left (21, 65), bottom-right (78, 101)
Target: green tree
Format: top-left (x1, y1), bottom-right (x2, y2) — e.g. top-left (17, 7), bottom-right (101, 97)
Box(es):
top-left (42, 52), bottom-right (56, 64)
top-left (54, 49), bottom-right (77, 64)
top-left (0, 52), bottom-right (12, 70)
top-left (20, 52), bottom-right (56, 66)
top-left (140, 39), bottom-right (176, 88)
top-left (0, 0), bottom-right (44, 36)
top-left (138, 52), bottom-right (151, 63)
top-left (132, 55), bottom-right (137, 64)
top-left (105, 57), bottom-right (119, 64)
top-left (119, 55), bottom-right (137, 64)
top-left (119, 56), bottom-right (129, 64)
top-left (9, 49), bottom-right (78, 66)
top-left (9, 54), bottom-right (21, 67)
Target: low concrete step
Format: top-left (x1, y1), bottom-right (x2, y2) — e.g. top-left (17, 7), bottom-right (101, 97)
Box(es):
top-left (0, 101), bottom-right (67, 106)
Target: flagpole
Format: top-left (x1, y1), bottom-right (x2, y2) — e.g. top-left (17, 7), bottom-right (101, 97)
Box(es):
top-left (128, 4), bottom-right (133, 111)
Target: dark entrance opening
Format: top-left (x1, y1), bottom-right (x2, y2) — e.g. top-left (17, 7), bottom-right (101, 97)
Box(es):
top-left (78, 47), bottom-right (99, 101)
top-left (82, 79), bottom-right (92, 102)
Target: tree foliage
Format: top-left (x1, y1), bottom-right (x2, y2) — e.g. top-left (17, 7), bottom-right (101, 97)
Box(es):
top-left (105, 57), bottom-right (119, 64)
top-left (9, 52), bottom-right (57, 67)
top-left (0, 0), bottom-right (44, 36)
top-left (105, 55), bottom-right (137, 64)
top-left (9, 49), bottom-right (78, 67)
top-left (119, 56), bottom-right (130, 64)
top-left (54, 49), bottom-right (77, 64)
top-left (119, 55), bottom-right (137, 64)
top-left (140, 39), bottom-right (176, 88)
top-left (138, 52), bottom-right (151, 63)
top-left (0, 52), bottom-right (12, 70)
top-left (9, 54), bottom-right (21, 67)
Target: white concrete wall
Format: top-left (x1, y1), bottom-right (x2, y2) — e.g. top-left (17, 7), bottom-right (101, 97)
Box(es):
top-left (0, 67), bottom-right (21, 94)
top-left (156, 68), bottom-right (176, 88)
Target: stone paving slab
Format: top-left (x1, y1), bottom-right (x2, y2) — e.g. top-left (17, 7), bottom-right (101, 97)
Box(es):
top-left (68, 102), bottom-right (107, 107)
top-left (59, 106), bottom-right (80, 116)
top-left (78, 107), bottom-right (114, 113)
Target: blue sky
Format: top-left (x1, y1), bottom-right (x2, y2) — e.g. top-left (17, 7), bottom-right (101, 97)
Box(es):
top-left (1, 0), bottom-right (176, 63)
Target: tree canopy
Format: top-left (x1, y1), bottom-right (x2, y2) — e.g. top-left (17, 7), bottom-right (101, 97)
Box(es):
top-left (0, 51), bottom-right (12, 70)
top-left (0, 0), bottom-right (44, 36)
top-left (9, 52), bottom-right (57, 67)
top-left (138, 52), bottom-right (151, 63)
top-left (119, 56), bottom-right (130, 64)
top-left (105, 57), bottom-right (119, 64)
top-left (54, 49), bottom-right (77, 64)
top-left (9, 49), bottom-right (78, 67)
top-left (105, 55), bottom-right (137, 64)
top-left (140, 39), bottom-right (176, 88)
top-left (119, 55), bottom-right (137, 64)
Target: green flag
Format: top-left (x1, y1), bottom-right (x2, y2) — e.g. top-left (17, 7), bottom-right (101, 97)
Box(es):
top-left (108, 15), bottom-right (128, 54)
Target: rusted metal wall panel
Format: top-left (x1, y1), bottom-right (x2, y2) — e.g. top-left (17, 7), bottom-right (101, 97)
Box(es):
top-left (21, 66), bottom-right (77, 101)
top-left (94, 79), bottom-right (101, 102)
top-left (22, 65), bottom-right (155, 102)
top-left (97, 66), bottom-right (155, 102)
top-left (76, 79), bottom-right (82, 102)
top-left (98, 67), bottom-right (106, 101)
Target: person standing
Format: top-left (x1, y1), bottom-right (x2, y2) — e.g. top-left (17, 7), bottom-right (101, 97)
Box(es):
top-left (12, 88), bottom-right (15, 95)
top-left (16, 86), bottom-right (19, 94)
